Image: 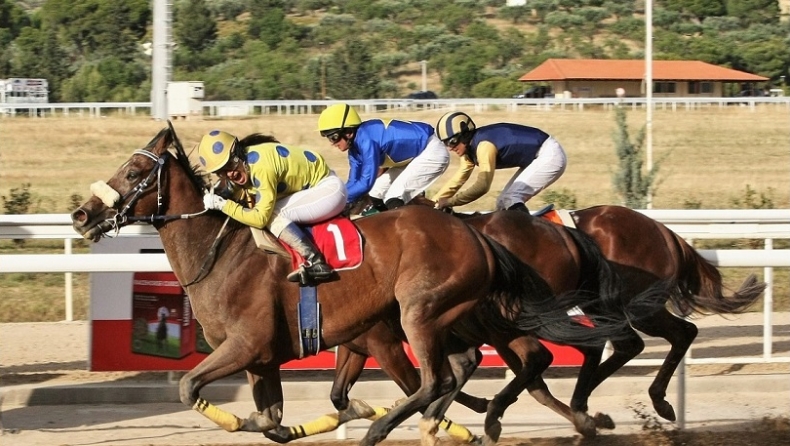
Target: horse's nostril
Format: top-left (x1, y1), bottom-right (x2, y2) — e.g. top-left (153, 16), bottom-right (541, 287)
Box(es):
top-left (71, 208), bottom-right (87, 224)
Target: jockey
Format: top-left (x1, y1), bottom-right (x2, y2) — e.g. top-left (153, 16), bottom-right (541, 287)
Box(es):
top-left (198, 130), bottom-right (347, 284)
top-left (432, 111), bottom-right (567, 213)
top-left (317, 103), bottom-right (449, 213)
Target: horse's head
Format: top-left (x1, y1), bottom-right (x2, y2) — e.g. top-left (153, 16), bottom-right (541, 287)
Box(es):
top-left (71, 122), bottom-right (207, 241)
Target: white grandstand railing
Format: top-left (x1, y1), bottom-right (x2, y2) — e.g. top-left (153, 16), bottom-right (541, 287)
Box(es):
top-left (2, 96), bottom-right (790, 117)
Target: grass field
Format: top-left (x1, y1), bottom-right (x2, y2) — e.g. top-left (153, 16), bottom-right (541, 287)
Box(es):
top-left (1, 105), bottom-right (789, 321)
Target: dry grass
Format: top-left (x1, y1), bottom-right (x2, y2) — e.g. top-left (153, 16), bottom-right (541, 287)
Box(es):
top-left (1, 106), bottom-right (788, 321)
top-left (1, 105), bottom-right (788, 213)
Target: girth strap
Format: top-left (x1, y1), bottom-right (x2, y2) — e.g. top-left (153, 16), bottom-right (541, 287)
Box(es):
top-left (297, 285), bottom-right (321, 357)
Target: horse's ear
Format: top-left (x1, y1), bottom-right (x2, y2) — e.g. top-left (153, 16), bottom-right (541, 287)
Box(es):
top-left (167, 120), bottom-right (187, 156)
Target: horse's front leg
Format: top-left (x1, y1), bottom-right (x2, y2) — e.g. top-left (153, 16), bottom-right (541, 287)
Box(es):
top-left (181, 339), bottom-right (276, 432)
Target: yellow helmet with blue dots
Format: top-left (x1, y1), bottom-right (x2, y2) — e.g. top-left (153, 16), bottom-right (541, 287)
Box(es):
top-left (198, 130), bottom-right (238, 173)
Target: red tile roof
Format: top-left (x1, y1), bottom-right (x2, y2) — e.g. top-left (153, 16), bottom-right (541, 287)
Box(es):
top-left (519, 59), bottom-right (768, 82)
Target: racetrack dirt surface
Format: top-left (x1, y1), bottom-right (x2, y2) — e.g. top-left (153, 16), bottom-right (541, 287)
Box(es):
top-left (2, 318), bottom-right (789, 446)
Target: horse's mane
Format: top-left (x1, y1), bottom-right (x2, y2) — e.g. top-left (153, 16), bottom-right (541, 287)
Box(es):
top-left (239, 134), bottom-right (279, 149)
top-left (142, 126), bottom-right (211, 193)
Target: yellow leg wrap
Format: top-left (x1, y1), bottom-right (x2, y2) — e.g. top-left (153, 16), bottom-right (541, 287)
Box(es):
top-left (193, 398), bottom-right (242, 432)
top-left (288, 414), bottom-right (341, 438)
top-left (365, 406), bottom-right (391, 421)
top-left (439, 417), bottom-right (476, 443)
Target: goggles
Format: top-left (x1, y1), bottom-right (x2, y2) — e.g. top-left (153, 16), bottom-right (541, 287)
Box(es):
top-left (322, 130), bottom-right (343, 144)
top-left (443, 136), bottom-right (462, 148)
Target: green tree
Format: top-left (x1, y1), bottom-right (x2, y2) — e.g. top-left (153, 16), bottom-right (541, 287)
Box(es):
top-left (325, 37), bottom-right (381, 98)
top-left (663, 0), bottom-right (725, 22)
top-left (725, 0), bottom-right (779, 26)
top-left (41, 0), bottom-right (149, 60)
top-left (175, 0), bottom-right (217, 53)
top-left (611, 106), bottom-right (660, 209)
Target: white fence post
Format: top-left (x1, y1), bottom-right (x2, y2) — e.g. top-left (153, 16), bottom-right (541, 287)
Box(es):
top-left (65, 238), bottom-right (73, 321)
top-left (764, 238), bottom-right (773, 359)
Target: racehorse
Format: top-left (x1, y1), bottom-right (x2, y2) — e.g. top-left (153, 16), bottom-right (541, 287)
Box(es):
top-left (70, 123), bottom-right (638, 446)
top-left (327, 197), bottom-right (766, 440)
top-left (271, 208), bottom-right (677, 443)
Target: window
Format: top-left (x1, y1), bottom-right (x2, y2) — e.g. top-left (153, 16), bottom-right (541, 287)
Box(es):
top-left (688, 81), bottom-right (713, 94)
top-left (653, 82), bottom-right (677, 94)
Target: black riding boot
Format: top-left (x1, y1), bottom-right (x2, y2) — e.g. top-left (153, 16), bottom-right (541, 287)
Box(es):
top-left (361, 197), bottom-right (388, 216)
top-left (279, 223), bottom-right (335, 284)
top-left (385, 197), bottom-right (406, 210)
top-left (507, 202), bottom-right (529, 213)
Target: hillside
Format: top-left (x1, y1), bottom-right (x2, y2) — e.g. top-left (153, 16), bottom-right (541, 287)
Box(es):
top-left (3, 0), bottom-right (788, 101)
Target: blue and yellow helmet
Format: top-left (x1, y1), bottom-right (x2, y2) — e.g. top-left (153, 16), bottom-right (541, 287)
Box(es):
top-left (435, 111), bottom-right (476, 142)
top-left (198, 130), bottom-right (238, 173)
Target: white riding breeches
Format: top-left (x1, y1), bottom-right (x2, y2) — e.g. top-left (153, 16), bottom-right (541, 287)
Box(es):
top-left (268, 172), bottom-right (348, 237)
top-left (369, 134), bottom-right (449, 203)
top-left (496, 136), bottom-right (567, 210)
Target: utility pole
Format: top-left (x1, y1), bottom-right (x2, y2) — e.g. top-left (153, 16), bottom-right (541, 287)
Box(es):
top-left (420, 60), bottom-right (427, 91)
top-left (319, 42), bottom-right (327, 99)
top-left (321, 56), bottom-right (327, 99)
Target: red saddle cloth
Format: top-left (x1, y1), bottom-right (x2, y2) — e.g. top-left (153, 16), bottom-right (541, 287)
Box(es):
top-left (282, 216), bottom-right (364, 271)
top-left (539, 209), bottom-right (565, 225)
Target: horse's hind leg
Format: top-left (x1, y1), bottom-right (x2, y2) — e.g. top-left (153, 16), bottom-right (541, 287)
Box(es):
top-left (421, 344), bottom-right (482, 446)
top-left (181, 339), bottom-right (276, 432)
top-left (631, 307), bottom-right (698, 421)
top-left (331, 346), bottom-right (369, 411)
top-left (360, 313), bottom-right (450, 446)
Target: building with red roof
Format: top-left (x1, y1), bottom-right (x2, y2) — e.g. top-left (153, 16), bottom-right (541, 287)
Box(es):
top-left (518, 59), bottom-right (769, 98)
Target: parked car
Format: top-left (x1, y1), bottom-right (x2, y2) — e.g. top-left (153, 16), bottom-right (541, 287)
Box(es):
top-left (405, 90), bottom-right (438, 100)
top-left (513, 86), bottom-right (552, 99)
top-left (735, 88), bottom-right (766, 97)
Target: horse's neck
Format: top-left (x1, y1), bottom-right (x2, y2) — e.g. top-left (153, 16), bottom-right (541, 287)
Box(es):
top-left (156, 215), bottom-right (258, 288)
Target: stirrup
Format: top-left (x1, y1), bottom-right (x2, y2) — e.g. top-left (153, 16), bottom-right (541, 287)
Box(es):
top-left (287, 262), bottom-right (334, 284)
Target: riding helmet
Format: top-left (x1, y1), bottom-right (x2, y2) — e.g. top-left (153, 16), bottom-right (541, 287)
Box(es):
top-left (317, 103), bottom-right (362, 136)
top-left (198, 130), bottom-right (239, 173)
top-left (436, 111), bottom-right (476, 142)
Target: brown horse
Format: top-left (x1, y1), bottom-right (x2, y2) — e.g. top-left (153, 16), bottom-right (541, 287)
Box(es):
top-left (268, 207), bottom-right (677, 444)
top-left (70, 124), bottom-right (636, 446)
top-left (330, 198), bottom-right (766, 440)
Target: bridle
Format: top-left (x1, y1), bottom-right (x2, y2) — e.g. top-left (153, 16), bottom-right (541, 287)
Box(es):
top-left (91, 136), bottom-right (228, 287)
top-left (95, 148), bottom-right (207, 236)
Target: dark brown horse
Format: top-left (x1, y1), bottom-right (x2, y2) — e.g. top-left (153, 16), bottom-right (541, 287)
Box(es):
top-left (70, 124), bottom-right (635, 446)
top-left (326, 198), bottom-right (766, 441)
top-left (273, 207), bottom-right (677, 444)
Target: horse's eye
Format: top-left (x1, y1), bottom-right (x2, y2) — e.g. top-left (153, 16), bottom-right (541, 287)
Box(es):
top-left (126, 170), bottom-right (140, 181)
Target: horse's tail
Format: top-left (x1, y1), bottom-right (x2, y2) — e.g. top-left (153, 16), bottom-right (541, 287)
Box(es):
top-left (563, 226), bottom-right (623, 313)
top-left (668, 232), bottom-right (765, 316)
top-left (478, 232), bottom-right (638, 347)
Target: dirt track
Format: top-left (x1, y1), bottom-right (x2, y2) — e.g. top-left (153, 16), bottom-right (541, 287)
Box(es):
top-left (1, 316), bottom-right (789, 446)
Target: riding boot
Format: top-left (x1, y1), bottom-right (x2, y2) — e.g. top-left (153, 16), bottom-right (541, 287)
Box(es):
top-left (507, 202), bottom-right (529, 213)
top-left (385, 197), bottom-right (406, 210)
top-left (360, 197), bottom-right (387, 216)
top-left (370, 197), bottom-right (389, 212)
top-left (278, 223), bottom-right (335, 284)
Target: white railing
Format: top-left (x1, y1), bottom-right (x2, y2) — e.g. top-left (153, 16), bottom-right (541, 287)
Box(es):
top-left (2, 96), bottom-right (790, 117)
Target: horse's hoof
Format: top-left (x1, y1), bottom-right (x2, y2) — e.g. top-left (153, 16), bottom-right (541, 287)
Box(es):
top-left (653, 400), bottom-right (677, 421)
top-left (593, 412), bottom-right (616, 430)
top-left (574, 412), bottom-right (597, 437)
top-left (483, 421), bottom-right (502, 446)
top-left (345, 399), bottom-right (377, 420)
top-left (469, 435), bottom-right (485, 446)
top-left (241, 412), bottom-right (277, 432)
top-left (262, 426), bottom-right (292, 444)
top-left (482, 434), bottom-right (499, 446)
